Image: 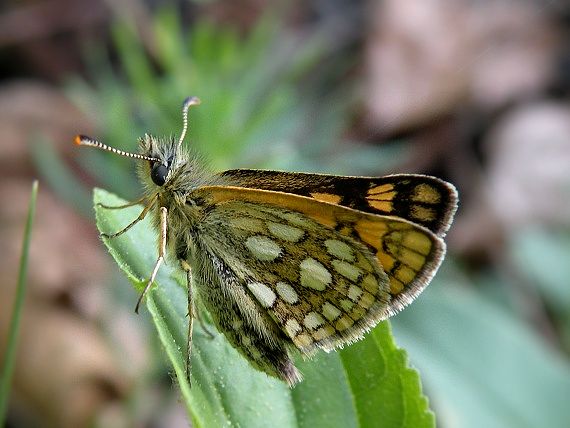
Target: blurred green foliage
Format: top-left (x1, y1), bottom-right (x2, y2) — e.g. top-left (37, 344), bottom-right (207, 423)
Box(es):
top-left (71, 10), bottom-right (404, 190)
top-left (36, 8), bottom-right (407, 218)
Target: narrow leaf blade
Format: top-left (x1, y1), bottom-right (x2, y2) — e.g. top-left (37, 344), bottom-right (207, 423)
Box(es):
top-left (0, 181), bottom-right (39, 425)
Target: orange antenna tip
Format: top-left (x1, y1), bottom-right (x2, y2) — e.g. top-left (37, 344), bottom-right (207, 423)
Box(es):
top-left (73, 134), bottom-right (162, 163)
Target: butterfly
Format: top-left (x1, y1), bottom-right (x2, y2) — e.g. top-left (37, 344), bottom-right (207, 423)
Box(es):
top-left (75, 96), bottom-right (458, 386)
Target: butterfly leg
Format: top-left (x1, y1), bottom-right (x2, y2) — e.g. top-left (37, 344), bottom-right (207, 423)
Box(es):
top-left (179, 256), bottom-right (214, 340)
top-left (102, 195), bottom-right (158, 239)
top-left (97, 194), bottom-right (149, 210)
top-left (134, 206), bottom-right (167, 313)
top-left (186, 269), bottom-right (194, 384)
top-left (179, 259), bottom-right (194, 384)
top-left (196, 310), bottom-right (215, 339)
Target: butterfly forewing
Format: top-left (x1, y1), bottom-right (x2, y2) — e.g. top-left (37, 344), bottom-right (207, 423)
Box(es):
top-left (219, 169), bottom-right (458, 236)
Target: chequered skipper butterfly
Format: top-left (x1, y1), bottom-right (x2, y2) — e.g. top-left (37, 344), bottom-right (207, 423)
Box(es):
top-left (75, 97), bottom-right (458, 386)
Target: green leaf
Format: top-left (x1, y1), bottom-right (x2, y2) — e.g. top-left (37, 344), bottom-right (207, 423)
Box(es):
top-left (0, 181), bottom-right (38, 425)
top-left (293, 322), bottom-right (434, 428)
top-left (392, 264), bottom-right (570, 428)
top-left (94, 188), bottom-right (434, 427)
top-left (510, 227), bottom-right (570, 311)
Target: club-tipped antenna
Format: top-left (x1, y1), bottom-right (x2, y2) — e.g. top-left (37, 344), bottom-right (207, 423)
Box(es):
top-left (74, 135), bottom-right (162, 163)
top-left (177, 96), bottom-right (201, 151)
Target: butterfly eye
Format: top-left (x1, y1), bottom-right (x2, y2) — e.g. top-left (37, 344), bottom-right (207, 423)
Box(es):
top-left (151, 162), bottom-right (169, 186)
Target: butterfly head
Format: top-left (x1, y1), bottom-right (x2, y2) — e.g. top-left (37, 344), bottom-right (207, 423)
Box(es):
top-left (151, 159), bottom-right (169, 186)
top-left (136, 134), bottom-right (176, 187)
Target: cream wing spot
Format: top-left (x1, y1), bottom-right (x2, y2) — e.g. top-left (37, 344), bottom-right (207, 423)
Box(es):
top-left (304, 312), bottom-right (325, 330)
top-left (285, 318), bottom-right (302, 337)
top-left (403, 230), bottom-right (432, 254)
top-left (335, 315), bottom-right (355, 331)
top-left (340, 298), bottom-right (354, 312)
top-left (350, 306), bottom-right (366, 320)
top-left (409, 205), bottom-right (436, 222)
top-left (362, 273), bottom-right (379, 294)
top-left (247, 281), bottom-right (277, 307)
top-left (332, 259), bottom-right (362, 282)
top-left (358, 291), bottom-right (375, 309)
top-left (399, 248), bottom-right (426, 270)
top-left (245, 235), bottom-right (282, 261)
top-left (390, 278), bottom-right (405, 294)
top-left (313, 326), bottom-right (335, 341)
top-left (356, 253), bottom-right (374, 272)
top-left (324, 239), bottom-right (355, 262)
top-left (295, 333), bottom-right (313, 348)
top-left (322, 302), bottom-right (342, 321)
top-left (348, 285), bottom-right (363, 302)
top-left (413, 183), bottom-right (441, 203)
top-left (395, 265), bottom-right (416, 284)
top-left (300, 258), bottom-right (332, 291)
top-left (266, 221), bottom-right (305, 242)
top-left (276, 282), bottom-right (299, 304)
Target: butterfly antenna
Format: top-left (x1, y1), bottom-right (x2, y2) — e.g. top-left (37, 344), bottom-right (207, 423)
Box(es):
top-left (177, 96), bottom-right (201, 151)
top-left (74, 135), bottom-right (162, 163)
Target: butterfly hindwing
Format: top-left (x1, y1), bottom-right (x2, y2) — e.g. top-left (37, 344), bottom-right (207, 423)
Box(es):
top-left (193, 186), bottom-right (446, 328)
top-left (218, 169), bottom-right (458, 237)
top-left (196, 198), bottom-right (391, 354)
top-left (190, 239), bottom-right (302, 384)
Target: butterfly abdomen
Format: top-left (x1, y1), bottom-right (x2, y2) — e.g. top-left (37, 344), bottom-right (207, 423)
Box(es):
top-left (191, 241), bottom-right (302, 385)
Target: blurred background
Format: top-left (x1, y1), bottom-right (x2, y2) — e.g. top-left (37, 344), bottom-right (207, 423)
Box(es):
top-left (1, 0), bottom-right (570, 427)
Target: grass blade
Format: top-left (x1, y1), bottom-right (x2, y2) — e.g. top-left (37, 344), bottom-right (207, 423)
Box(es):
top-left (0, 180), bottom-right (39, 424)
